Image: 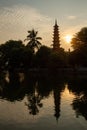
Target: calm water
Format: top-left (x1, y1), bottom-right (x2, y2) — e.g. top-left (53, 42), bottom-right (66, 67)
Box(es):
top-left (0, 71), bottom-right (87, 130)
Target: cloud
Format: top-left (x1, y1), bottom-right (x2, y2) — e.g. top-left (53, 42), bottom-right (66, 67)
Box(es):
top-left (0, 5), bottom-right (53, 46)
top-left (67, 15), bottom-right (77, 20)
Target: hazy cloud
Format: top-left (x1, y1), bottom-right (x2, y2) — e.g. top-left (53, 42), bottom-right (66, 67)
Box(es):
top-left (0, 5), bottom-right (53, 46)
top-left (67, 15), bottom-right (77, 20)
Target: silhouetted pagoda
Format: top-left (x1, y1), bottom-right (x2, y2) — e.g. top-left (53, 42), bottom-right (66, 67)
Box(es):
top-left (53, 20), bottom-right (60, 51)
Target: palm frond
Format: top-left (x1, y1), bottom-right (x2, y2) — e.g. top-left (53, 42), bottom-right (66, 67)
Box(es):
top-left (25, 29), bottom-right (42, 52)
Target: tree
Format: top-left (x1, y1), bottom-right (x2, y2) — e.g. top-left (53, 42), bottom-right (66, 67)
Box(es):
top-left (49, 49), bottom-right (67, 69)
top-left (0, 40), bottom-right (24, 69)
top-left (21, 47), bottom-right (33, 69)
top-left (36, 46), bottom-right (52, 68)
top-left (70, 27), bottom-right (87, 67)
top-left (71, 27), bottom-right (87, 50)
top-left (25, 29), bottom-right (42, 53)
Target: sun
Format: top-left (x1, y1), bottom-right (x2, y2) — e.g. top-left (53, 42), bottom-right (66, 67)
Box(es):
top-left (65, 35), bottom-right (72, 43)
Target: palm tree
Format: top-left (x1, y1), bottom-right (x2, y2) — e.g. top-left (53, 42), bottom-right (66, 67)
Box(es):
top-left (25, 29), bottom-right (42, 53)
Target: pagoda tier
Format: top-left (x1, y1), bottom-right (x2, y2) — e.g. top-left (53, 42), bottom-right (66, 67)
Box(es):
top-left (53, 20), bottom-right (60, 51)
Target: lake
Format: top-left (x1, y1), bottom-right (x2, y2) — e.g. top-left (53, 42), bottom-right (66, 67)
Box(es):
top-left (0, 71), bottom-right (87, 130)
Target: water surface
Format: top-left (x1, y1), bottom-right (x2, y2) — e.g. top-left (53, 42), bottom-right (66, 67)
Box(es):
top-left (0, 71), bottom-right (87, 130)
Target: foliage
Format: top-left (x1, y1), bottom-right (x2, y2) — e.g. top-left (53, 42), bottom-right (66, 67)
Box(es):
top-left (0, 40), bottom-right (33, 70)
top-left (25, 29), bottom-right (42, 53)
top-left (71, 27), bottom-right (87, 50)
top-left (69, 27), bottom-right (87, 67)
top-left (49, 49), bottom-right (67, 69)
top-left (69, 47), bottom-right (87, 67)
top-left (21, 47), bottom-right (33, 69)
top-left (2, 27), bottom-right (87, 69)
top-left (36, 45), bottom-right (52, 68)
top-left (0, 40), bottom-right (24, 69)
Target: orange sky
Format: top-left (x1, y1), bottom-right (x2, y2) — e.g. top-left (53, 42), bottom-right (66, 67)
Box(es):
top-left (0, 0), bottom-right (87, 50)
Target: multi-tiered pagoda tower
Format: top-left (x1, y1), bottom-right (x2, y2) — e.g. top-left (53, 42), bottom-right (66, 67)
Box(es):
top-left (53, 20), bottom-right (60, 51)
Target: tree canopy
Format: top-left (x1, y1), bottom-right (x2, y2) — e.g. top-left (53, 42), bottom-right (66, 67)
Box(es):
top-left (69, 27), bottom-right (87, 67)
top-left (1, 27), bottom-right (87, 70)
top-left (71, 27), bottom-right (87, 50)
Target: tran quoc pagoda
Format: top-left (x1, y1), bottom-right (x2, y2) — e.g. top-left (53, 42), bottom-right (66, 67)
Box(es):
top-left (52, 20), bottom-right (61, 51)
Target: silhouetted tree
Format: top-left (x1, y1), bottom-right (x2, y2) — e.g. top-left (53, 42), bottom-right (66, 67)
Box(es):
top-left (71, 27), bottom-right (87, 50)
top-left (36, 45), bottom-right (52, 68)
top-left (0, 40), bottom-right (24, 70)
top-left (25, 29), bottom-right (42, 53)
top-left (49, 49), bottom-right (67, 69)
top-left (69, 27), bottom-right (87, 67)
top-left (69, 47), bottom-right (87, 67)
top-left (21, 47), bottom-right (33, 69)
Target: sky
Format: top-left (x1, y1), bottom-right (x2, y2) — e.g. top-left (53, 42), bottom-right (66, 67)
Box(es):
top-left (0, 0), bottom-right (87, 50)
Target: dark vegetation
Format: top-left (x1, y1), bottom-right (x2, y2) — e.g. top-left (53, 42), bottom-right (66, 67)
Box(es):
top-left (0, 27), bottom-right (87, 71)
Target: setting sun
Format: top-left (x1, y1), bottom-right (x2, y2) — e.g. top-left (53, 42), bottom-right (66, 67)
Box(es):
top-left (65, 35), bottom-right (72, 43)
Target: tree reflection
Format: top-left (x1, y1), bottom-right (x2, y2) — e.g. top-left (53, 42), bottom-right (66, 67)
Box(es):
top-left (25, 74), bottom-right (52, 116)
top-left (25, 74), bottom-right (65, 119)
top-left (0, 70), bottom-right (27, 101)
top-left (0, 70), bottom-right (7, 94)
top-left (72, 94), bottom-right (87, 120)
top-left (24, 74), bottom-right (52, 116)
top-left (0, 70), bottom-right (66, 121)
top-left (25, 89), bottom-right (43, 115)
top-left (24, 72), bottom-right (43, 115)
top-left (68, 78), bottom-right (87, 120)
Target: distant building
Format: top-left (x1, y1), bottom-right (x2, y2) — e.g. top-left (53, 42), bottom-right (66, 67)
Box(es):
top-left (53, 20), bottom-right (60, 51)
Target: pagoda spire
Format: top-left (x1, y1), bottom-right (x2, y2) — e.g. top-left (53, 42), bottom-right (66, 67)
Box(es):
top-left (55, 19), bottom-right (57, 25)
top-left (53, 19), bottom-right (60, 51)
